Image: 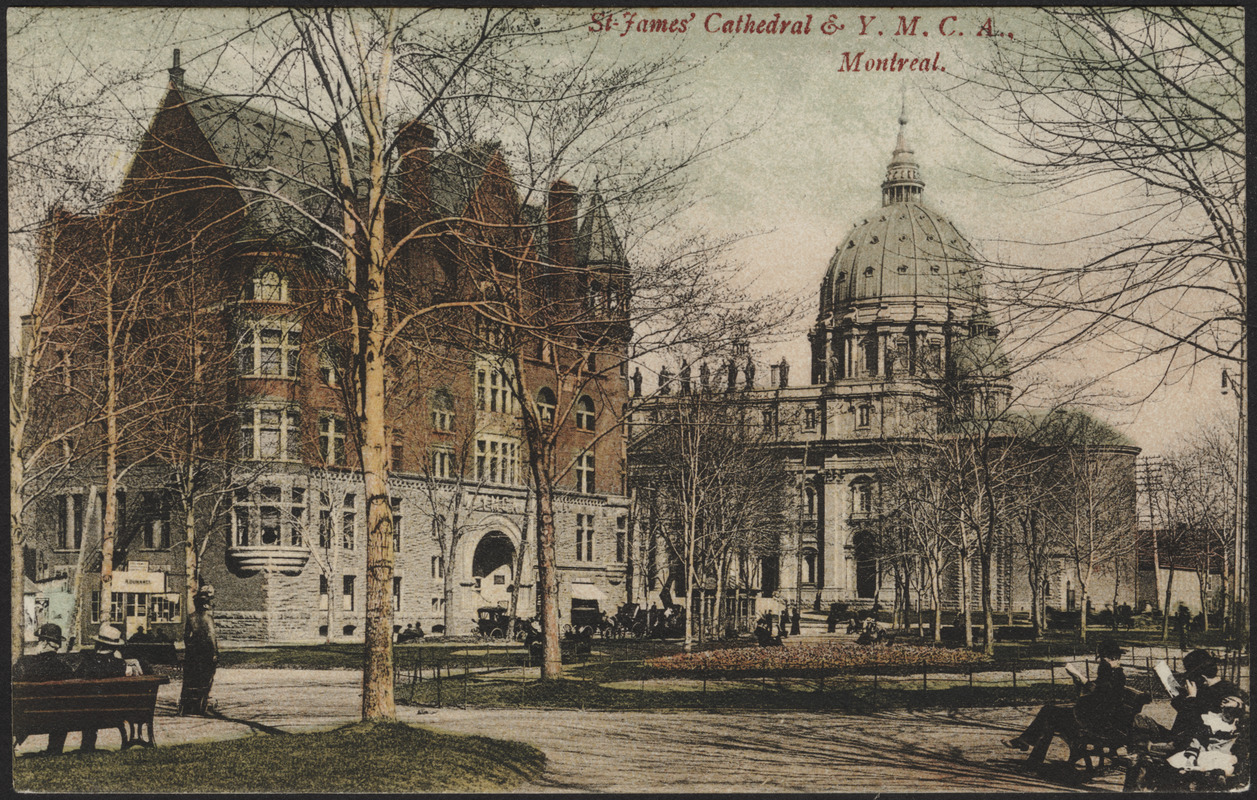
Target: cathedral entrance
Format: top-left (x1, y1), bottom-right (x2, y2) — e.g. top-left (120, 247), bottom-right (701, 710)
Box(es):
top-left (853, 530), bottom-right (877, 599)
top-left (472, 531), bottom-right (515, 608)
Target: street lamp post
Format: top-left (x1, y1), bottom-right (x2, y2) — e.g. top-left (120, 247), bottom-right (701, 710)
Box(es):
top-left (1221, 367), bottom-right (1246, 650)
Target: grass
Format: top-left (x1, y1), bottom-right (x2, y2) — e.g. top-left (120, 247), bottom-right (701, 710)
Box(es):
top-left (12, 721), bottom-right (546, 793)
top-left (397, 671), bottom-right (1078, 713)
top-left (218, 641), bottom-right (523, 671)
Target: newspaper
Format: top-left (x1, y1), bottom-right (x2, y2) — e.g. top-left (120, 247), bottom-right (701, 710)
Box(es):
top-left (1153, 660), bottom-right (1182, 698)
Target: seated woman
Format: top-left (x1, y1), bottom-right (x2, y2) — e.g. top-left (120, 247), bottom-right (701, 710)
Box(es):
top-left (1004, 638), bottom-right (1127, 765)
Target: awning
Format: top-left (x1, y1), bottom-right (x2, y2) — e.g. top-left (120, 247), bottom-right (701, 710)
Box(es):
top-left (570, 582), bottom-right (606, 602)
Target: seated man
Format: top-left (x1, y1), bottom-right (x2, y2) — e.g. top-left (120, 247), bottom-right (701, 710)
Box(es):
top-left (1004, 638), bottom-right (1128, 765)
top-left (72, 624), bottom-right (134, 752)
top-left (15, 623), bottom-right (75, 755)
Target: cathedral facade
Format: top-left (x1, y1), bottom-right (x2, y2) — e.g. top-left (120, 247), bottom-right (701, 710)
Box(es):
top-left (629, 115), bottom-right (1140, 619)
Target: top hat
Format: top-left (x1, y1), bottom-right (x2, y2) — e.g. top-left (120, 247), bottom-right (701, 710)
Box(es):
top-left (36, 622), bottom-right (64, 645)
top-left (1182, 649), bottom-right (1217, 674)
top-left (1097, 638), bottom-right (1125, 660)
top-left (93, 624), bottom-right (125, 648)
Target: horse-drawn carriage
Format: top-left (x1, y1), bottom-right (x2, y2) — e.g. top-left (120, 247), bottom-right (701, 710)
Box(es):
top-left (473, 606), bottom-right (519, 640)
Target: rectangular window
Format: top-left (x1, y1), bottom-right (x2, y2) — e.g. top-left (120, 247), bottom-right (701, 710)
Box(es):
top-left (575, 453), bottom-right (595, 494)
top-left (109, 592), bottom-right (124, 624)
top-left (318, 492), bottom-right (332, 549)
top-left (341, 494), bottom-right (356, 550)
top-left (392, 577), bottom-right (402, 612)
top-left (58, 494), bottom-right (85, 550)
top-left (238, 322), bottom-right (300, 378)
top-left (857, 405), bottom-right (871, 428)
top-left (290, 487), bottom-right (305, 546)
top-left (240, 405), bottom-right (301, 461)
top-left (616, 516), bottom-right (627, 563)
top-left (432, 556), bottom-right (444, 579)
top-left (475, 435), bottom-right (519, 485)
top-left (391, 497), bottom-right (403, 553)
top-left (804, 408), bottom-right (817, 430)
top-left (342, 575), bottom-right (355, 611)
top-left (319, 575), bottom-right (329, 610)
top-left (390, 441), bottom-right (404, 472)
top-left (90, 590), bottom-right (101, 623)
top-left (140, 491), bottom-right (171, 550)
top-left (576, 514), bottom-right (594, 562)
top-left (476, 363), bottom-right (515, 414)
top-left (431, 447), bottom-right (455, 479)
top-left (319, 416), bottom-right (346, 466)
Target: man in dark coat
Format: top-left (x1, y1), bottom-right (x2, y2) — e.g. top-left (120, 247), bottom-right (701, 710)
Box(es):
top-left (1005, 638), bottom-right (1129, 765)
top-left (790, 606), bottom-right (802, 636)
top-left (71, 624), bottom-right (130, 752)
top-left (179, 585), bottom-right (219, 716)
top-left (14, 623), bottom-right (76, 755)
top-left (14, 623), bottom-right (73, 682)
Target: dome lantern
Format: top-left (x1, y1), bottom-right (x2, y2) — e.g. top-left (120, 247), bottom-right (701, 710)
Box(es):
top-left (880, 111), bottom-right (924, 206)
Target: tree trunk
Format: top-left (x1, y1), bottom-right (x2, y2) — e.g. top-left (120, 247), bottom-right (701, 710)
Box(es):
top-left (529, 461), bottom-right (563, 679)
top-left (183, 490), bottom-right (197, 618)
top-left (359, 138), bottom-right (396, 718)
top-left (959, 546), bottom-right (972, 648)
top-left (1078, 586), bottom-right (1089, 643)
top-left (980, 551), bottom-right (995, 655)
top-left (1161, 560), bottom-right (1175, 641)
top-left (10, 450), bottom-right (27, 661)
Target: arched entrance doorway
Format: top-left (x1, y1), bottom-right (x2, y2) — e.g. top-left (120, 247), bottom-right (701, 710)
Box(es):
top-left (853, 530), bottom-right (877, 599)
top-left (472, 531), bottom-right (515, 608)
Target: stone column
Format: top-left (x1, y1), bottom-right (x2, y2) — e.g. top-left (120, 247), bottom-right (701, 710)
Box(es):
top-left (823, 473), bottom-right (846, 599)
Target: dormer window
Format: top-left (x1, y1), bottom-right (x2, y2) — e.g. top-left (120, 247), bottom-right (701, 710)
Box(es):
top-left (252, 269), bottom-right (289, 303)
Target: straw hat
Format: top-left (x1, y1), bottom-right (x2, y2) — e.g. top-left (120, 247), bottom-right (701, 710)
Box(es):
top-left (93, 624), bottom-right (125, 648)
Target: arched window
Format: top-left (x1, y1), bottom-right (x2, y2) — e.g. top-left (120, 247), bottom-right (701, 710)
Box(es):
top-left (536, 387), bottom-right (557, 424)
top-left (431, 389), bottom-right (454, 432)
top-left (803, 549), bottom-right (817, 584)
top-left (574, 395), bottom-right (595, 431)
top-left (252, 269), bottom-right (289, 303)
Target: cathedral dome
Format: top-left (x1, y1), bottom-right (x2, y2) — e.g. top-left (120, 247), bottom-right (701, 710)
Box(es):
top-left (819, 116), bottom-right (986, 318)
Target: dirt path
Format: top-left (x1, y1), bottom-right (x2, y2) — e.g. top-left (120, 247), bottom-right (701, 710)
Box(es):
top-left (16, 668), bottom-right (1170, 792)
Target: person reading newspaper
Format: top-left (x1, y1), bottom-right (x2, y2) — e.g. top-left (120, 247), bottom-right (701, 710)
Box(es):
top-left (1004, 638), bottom-right (1128, 765)
top-left (1125, 649), bottom-right (1249, 789)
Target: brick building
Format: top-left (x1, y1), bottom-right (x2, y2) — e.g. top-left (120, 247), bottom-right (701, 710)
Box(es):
top-left (24, 55), bottom-right (632, 645)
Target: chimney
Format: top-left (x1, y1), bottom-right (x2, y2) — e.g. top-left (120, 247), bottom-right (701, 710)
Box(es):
top-left (547, 179), bottom-right (578, 270)
top-left (396, 120), bottom-right (436, 223)
top-left (168, 48), bottom-right (185, 88)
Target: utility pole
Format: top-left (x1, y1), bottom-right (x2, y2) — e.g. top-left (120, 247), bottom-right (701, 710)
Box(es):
top-left (1221, 367), bottom-right (1246, 649)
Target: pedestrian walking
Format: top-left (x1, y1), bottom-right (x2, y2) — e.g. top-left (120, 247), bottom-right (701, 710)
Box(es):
top-left (790, 605), bottom-right (801, 636)
top-left (179, 585), bottom-right (219, 716)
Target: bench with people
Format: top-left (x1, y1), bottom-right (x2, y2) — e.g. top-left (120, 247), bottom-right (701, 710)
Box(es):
top-left (14, 623), bottom-right (169, 754)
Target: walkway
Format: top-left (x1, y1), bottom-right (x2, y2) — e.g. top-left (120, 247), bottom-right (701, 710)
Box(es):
top-left (15, 667), bottom-right (1172, 792)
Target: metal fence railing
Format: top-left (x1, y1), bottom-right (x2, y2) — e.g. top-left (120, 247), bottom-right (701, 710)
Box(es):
top-left (392, 640), bottom-right (1250, 710)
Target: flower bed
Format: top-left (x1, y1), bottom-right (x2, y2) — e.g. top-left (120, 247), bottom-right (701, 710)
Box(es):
top-left (645, 642), bottom-right (993, 677)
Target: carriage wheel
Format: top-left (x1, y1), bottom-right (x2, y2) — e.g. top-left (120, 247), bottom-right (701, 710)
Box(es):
top-left (563, 624), bottom-right (574, 636)
top-left (580, 626), bottom-right (594, 637)
top-left (632, 622), bottom-right (647, 639)
top-left (513, 627), bottom-right (528, 642)
top-left (490, 628), bottom-right (505, 640)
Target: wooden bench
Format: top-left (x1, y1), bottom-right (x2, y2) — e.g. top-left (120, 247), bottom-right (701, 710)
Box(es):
top-left (1065, 687), bottom-right (1152, 770)
top-left (13, 675), bottom-right (170, 750)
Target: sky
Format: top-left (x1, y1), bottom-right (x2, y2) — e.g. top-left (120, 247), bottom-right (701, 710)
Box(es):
top-left (7, 6), bottom-right (1242, 457)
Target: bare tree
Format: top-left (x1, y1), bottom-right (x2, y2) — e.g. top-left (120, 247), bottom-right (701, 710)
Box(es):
top-left (630, 374), bottom-right (791, 651)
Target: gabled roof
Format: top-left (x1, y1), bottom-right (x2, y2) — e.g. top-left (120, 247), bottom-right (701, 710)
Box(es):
top-left (163, 82), bottom-right (627, 265)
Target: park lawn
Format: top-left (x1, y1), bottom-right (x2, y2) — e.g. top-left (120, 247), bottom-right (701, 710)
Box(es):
top-left (13, 722), bottom-right (546, 793)
top-left (397, 671), bottom-right (1077, 712)
top-left (218, 641), bottom-right (522, 670)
